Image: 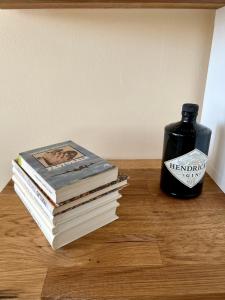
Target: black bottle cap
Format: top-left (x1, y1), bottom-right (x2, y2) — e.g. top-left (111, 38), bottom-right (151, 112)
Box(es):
top-left (182, 103), bottom-right (199, 114)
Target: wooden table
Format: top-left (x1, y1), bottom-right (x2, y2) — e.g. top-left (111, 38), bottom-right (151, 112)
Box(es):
top-left (1, 160), bottom-right (225, 299)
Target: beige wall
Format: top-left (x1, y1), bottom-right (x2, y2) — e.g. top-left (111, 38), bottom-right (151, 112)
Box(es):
top-left (0, 9), bottom-right (214, 190)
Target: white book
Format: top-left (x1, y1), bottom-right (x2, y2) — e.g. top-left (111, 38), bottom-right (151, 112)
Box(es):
top-left (17, 140), bottom-right (118, 203)
top-left (14, 184), bottom-right (118, 249)
top-left (53, 212), bottom-right (117, 250)
top-left (12, 159), bottom-right (127, 216)
top-left (14, 180), bottom-right (119, 235)
top-left (13, 175), bottom-right (120, 229)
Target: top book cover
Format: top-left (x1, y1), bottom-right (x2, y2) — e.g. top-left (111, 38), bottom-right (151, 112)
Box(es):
top-left (18, 140), bottom-right (117, 202)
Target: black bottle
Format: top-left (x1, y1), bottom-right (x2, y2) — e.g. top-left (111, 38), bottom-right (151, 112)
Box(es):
top-left (160, 103), bottom-right (211, 199)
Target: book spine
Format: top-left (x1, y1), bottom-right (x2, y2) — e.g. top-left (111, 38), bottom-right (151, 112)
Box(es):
top-left (12, 164), bottom-right (54, 217)
top-left (17, 155), bottom-right (56, 202)
top-left (14, 184), bottom-right (53, 246)
top-left (13, 175), bottom-right (54, 226)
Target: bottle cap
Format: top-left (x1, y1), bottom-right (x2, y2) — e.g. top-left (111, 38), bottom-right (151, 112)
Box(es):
top-left (182, 103), bottom-right (199, 114)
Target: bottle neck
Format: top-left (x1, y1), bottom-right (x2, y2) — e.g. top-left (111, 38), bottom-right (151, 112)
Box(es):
top-left (181, 112), bottom-right (197, 123)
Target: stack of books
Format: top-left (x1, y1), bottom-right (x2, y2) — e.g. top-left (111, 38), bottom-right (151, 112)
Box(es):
top-left (12, 140), bottom-right (128, 249)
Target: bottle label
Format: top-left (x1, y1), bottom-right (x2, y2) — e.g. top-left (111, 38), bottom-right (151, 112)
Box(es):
top-left (164, 149), bottom-right (208, 188)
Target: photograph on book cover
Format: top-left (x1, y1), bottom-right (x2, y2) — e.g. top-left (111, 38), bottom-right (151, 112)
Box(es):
top-left (33, 145), bottom-right (88, 169)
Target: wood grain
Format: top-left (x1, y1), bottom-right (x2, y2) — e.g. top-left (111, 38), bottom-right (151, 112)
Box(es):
top-left (42, 265), bottom-right (225, 300)
top-left (1, 160), bottom-right (225, 299)
top-left (0, 0), bottom-right (225, 9)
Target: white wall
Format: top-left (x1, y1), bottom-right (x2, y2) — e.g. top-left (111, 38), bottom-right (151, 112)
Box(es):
top-left (0, 9), bottom-right (214, 190)
top-left (201, 7), bottom-right (225, 193)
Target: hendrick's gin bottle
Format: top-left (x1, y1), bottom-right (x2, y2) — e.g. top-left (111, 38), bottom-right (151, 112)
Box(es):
top-left (160, 103), bottom-right (211, 199)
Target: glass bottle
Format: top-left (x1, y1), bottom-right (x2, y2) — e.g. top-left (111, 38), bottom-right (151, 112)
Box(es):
top-left (160, 103), bottom-right (211, 198)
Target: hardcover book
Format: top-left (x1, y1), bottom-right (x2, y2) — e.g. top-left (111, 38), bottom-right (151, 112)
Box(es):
top-left (18, 140), bottom-right (118, 203)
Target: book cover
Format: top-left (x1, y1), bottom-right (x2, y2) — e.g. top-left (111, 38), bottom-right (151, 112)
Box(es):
top-left (18, 140), bottom-right (116, 193)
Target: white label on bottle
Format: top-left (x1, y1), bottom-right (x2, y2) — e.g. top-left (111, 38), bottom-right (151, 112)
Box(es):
top-left (164, 149), bottom-right (208, 188)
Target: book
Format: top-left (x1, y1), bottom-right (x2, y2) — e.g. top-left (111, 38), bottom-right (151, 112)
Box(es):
top-left (12, 159), bottom-right (128, 217)
top-left (13, 172), bottom-right (121, 226)
top-left (18, 140), bottom-right (118, 203)
top-left (13, 179), bottom-right (119, 235)
top-left (14, 184), bottom-right (118, 249)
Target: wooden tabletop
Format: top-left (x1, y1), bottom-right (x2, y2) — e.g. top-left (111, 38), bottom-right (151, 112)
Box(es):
top-left (1, 160), bottom-right (225, 299)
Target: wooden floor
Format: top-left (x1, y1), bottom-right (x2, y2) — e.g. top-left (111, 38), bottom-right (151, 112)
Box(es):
top-left (1, 160), bottom-right (225, 299)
